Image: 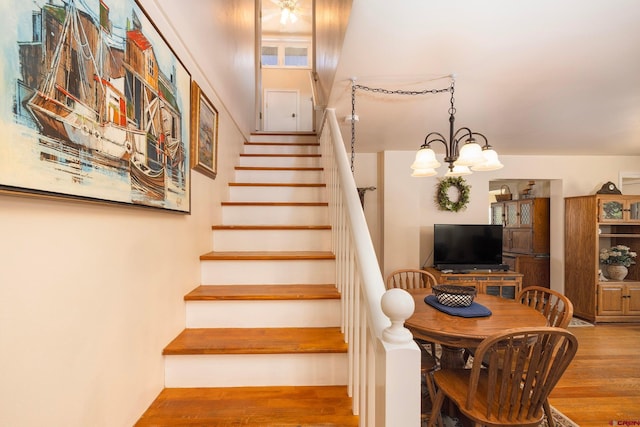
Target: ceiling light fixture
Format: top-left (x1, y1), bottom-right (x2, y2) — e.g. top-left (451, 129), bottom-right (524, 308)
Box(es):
top-left (279, 0), bottom-right (298, 24)
top-left (411, 78), bottom-right (503, 177)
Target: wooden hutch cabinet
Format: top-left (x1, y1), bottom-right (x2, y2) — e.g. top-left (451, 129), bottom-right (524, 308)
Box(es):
top-left (564, 194), bottom-right (640, 323)
top-left (491, 198), bottom-right (550, 289)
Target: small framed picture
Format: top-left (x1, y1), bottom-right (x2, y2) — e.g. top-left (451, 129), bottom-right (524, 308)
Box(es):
top-left (190, 81), bottom-right (219, 180)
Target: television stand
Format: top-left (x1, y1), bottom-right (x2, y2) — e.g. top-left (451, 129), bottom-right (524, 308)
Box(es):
top-left (426, 267), bottom-right (523, 299)
top-left (435, 264), bottom-right (509, 273)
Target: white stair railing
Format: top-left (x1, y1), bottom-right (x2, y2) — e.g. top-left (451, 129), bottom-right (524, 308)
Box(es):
top-left (319, 108), bottom-right (421, 427)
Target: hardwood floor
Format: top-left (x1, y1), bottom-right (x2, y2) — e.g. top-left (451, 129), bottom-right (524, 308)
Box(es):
top-left (550, 324), bottom-right (640, 427)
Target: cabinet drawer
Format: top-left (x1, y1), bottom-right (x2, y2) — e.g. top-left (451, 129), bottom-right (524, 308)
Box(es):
top-left (508, 229), bottom-right (533, 253)
top-left (627, 284), bottom-right (640, 315)
top-left (598, 285), bottom-right (624, 315)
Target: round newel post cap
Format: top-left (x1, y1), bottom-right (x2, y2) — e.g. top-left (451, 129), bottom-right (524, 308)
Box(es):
top-left (381, 288), bottom-right (415, 344)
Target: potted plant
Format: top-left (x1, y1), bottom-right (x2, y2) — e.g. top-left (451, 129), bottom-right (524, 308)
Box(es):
top-left (599, 245), bottom-right (637, 280)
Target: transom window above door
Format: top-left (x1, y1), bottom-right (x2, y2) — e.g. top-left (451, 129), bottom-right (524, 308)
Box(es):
top-left (261, 38), bottom-right (311, 69)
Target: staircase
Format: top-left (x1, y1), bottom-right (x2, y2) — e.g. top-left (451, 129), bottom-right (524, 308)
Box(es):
top-left (135, 133), bottom-right (359, 426)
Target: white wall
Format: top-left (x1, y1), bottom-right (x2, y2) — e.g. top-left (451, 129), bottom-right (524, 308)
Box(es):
top-left (0, 1), bottom-right (252, 426)
top-left (352, 152), bottom-right (381, 266)
top-left (155, 0), bottom-right (257, 136)
top-left (356, 152), bottom-right (640, 292)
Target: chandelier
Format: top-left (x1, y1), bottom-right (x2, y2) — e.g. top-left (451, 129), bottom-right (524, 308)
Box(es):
top-left (279, 0), bottom-right (298, 24)
top-left (411, 79), bottom-right (503, 177)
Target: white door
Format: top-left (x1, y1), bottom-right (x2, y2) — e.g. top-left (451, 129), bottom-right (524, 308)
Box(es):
top-left (265, 90), bottom-right (298, 131)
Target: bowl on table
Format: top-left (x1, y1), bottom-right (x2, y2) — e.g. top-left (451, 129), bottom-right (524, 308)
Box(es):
top-left (432, 284), bottom-right (477, 307)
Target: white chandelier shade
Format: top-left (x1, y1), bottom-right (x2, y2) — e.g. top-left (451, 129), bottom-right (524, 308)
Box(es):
top-left (411, 168), bottom-right (438, 177)
top-left (410, 147), bottom-right (441, 170)
top-left (471, 148), bottom-right (504, 171)
top-left (454, 140), bottom-right (484, 166)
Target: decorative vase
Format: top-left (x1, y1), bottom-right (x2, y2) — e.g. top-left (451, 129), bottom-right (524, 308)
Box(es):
top-left (607, 264), bottom-right (628, 281)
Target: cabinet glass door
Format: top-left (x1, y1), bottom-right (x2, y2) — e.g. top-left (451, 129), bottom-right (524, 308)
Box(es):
top-left (630, 201), bottom-right (640, 221)
top-left (600, 200), bottom-right (624, 221)
top-left (519, 200), bottom-right (533, 227)
top-left (491, 204), bottom-right (504, 225)
top-left (506, 202), bottom-right (519, 226)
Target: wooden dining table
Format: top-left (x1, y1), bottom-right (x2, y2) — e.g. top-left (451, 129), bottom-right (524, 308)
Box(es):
top-left (404, 288), bottom-right (548, 369)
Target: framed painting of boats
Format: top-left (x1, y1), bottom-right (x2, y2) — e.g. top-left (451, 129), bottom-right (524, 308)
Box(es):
top-left (0, 0), bottom-right (191, 213)
top-left (190, 81), bottom-right (219, 180)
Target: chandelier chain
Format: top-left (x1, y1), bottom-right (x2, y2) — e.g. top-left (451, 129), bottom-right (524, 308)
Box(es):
top-left (448, 81), bottom-right (456, 116)
top-left (349, 81), bottom-right (451, 172)
top-left (353, 84), bottom-right (450, 97)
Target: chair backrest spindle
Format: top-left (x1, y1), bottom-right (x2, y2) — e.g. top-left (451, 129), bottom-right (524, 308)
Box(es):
top-left (516, 286), bottom-right (574, 328)
top-left (386, 269), bottom-right (437, 291)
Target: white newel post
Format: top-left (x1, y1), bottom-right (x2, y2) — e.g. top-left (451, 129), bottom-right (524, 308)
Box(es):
top-left (377, 288), bottom-right (421, 427)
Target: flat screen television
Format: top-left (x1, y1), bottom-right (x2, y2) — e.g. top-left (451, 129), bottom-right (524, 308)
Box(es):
top-left (433, 224), bottom-right (505, 271)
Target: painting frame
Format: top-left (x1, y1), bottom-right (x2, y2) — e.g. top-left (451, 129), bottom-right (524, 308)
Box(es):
top-left (0, 0), bottom-right (192, 213)
top-left (190, 81), bottom-right (219, 180)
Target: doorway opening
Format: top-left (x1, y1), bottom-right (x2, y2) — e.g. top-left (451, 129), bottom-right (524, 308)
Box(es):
top-left (489, 179), bottom-right (555, 291)
top-left (620, 172), bottom-right (640, 194)
top-left (257, 0), bottom-right (315, 132)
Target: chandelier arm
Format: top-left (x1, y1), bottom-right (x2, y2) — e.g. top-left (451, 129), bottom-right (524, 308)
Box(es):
top-left (452, 126), bottom-right (474, 142)
top-left (470, 132), bottom-right (489, 147)
top-left (423, 133), bottom-right (449, 157)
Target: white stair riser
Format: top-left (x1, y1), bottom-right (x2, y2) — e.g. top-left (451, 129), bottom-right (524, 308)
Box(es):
top-left (222, 205), bottom-right (328, 225)
top-left (239, 155), bottom-right (320, 168)
top-left (213, 229), bottom-right (331, 251)
top-left (164, 353), bottom-right (348, 387)
top-left (186, 300), bottom-right (341, 328)
top-left (229, 186), bottom-right (326, 202)
top-left (249, 135), bottom-right (317, 144)
top-left (235, 169), bottom-right (323, 183)
top-left (200, 259), bottom-right (335, 285)
top-left (243, 145), bottom-right (318, 155)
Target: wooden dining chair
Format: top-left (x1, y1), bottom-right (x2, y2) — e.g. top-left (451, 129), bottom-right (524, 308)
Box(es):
top-left (516, 286), bottom-right (574, 328)
top-left (428, 327), bottom-right (578, 427)
top-left (420, 344), bottom-right (443, 427)
top-left (385, 269), bottom-right (439, 355)
top-left (515, 286), bottom-right (574, 426)
top-left (385, 268), bottom-right (438, 290)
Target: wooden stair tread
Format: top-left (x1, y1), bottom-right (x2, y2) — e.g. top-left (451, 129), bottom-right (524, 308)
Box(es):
top-left (250, 131), bottom-right (317, 135)
top-left (199, 251), bottom-right (335, 260)
top-left (235, 166), bottom-right (323, 170)
top-left (229, 182), bottom-right (326, 187)
top-left (185, 284), bottom-right (340, 301)
top-left (163, 327), bottom-right (348, 355)
top-left (239, 153), bottom-right (321, 158)
top-left (244, 142), bottom-right (320, 146)
top-left (221, 201), bottom-right (328, 206)
top-left (135, 386), bottom-right (357, 426)
top-left (211, 225), bottom-right (331, 230)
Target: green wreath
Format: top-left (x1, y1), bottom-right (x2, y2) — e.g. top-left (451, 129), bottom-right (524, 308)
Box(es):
top-left (436, 177), bottom-right (470, 212)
